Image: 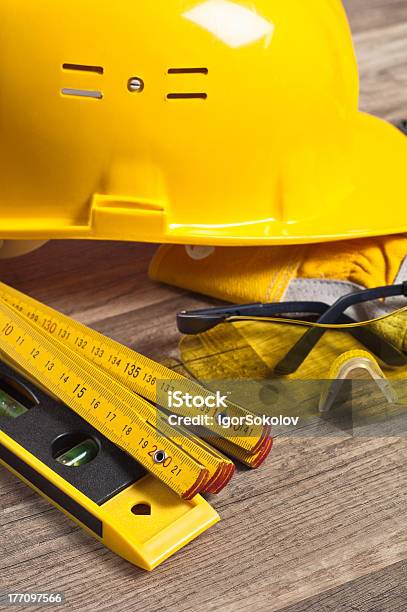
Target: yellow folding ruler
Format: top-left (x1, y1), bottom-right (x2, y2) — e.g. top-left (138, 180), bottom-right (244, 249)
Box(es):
top-left (0, 282), bottom-right (272, 569)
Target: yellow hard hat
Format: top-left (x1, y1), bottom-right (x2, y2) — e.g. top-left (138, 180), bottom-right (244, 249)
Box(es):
top-left (0, 0), bottom-right (406, 247)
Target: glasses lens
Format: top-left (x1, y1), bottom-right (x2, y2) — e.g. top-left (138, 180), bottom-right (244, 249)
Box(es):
top-left (180, 307), bottom-right (407, 380)
top-left (179, 307), bottom-right (407, 437)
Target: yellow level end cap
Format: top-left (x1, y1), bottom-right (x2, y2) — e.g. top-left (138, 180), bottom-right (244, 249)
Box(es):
top-left (101, 475), bottom-right (220, 571)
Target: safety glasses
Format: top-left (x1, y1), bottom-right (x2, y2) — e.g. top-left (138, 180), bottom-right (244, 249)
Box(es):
top-left (177, 282), bottom-right (407, 380)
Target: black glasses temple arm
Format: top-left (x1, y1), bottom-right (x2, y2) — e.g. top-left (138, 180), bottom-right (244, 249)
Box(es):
top-left (177, 301), bottom-right (330, 334)
top-left (275, 282), bottom-right (407, 375)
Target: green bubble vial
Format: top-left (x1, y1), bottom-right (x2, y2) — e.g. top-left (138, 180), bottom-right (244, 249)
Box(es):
top-left (56, 439), bottom-right (99, 467)
top-left (0, 390), bottom-right (29, 419)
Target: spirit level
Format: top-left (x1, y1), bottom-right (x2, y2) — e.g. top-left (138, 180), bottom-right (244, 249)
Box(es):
top-left (0, 360), bottom-right (219, 571)
top-left (0, 282), bottom-right (273, 567)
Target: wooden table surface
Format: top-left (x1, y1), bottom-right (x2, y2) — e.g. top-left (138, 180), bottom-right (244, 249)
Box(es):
top-left (1, 2), bottom-right (406, 610)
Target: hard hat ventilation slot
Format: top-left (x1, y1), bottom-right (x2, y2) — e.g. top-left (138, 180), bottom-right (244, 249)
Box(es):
top-left (167, 67), bottom-right (208, 99)
top-left (62, 63), bottom-right (104, 74)
top-left (167, 93), bottom-right (207, 100)
top-left (61, 64), bottom-right (104, 99)
top-left (61, 88), bottom-right (103, 100)
top-left (168, 67), bottom-right (208, 75)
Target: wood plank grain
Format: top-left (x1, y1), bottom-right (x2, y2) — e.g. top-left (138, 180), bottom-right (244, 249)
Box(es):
top-left (343, 0), bottom-right (407, 32)
top-left (280, 559), bottom-right (407, 612)
top-left (0, 2), bottom-right (406, 610)
top-left (355, 22), bottom-right (407, 120)
top-left (1, 432), bottom-right (407, 611)
top-left (344, 0), bottom-right (407, 120)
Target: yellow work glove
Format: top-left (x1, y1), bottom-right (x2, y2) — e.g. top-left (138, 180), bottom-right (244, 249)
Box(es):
top-left (150, 235), bottom-right (407, 303)
top-left (149, 235), bottom-right (407, 351)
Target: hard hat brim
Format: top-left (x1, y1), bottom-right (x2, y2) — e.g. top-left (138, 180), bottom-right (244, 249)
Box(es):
top-left (162, 113), bottom-right (407, 246)
top-left (1, 114), bottom-right (405, 247)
